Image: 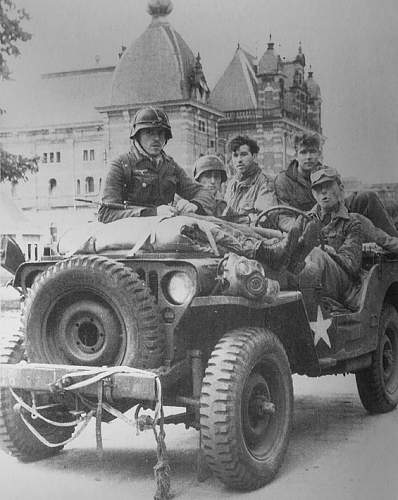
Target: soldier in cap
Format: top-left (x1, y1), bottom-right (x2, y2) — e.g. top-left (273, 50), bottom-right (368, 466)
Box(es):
top-left (98, 107), bottom-right (215, 223)
top-left (193, 154), bottom-right (227, 217)
top-left (289, 167), bottom-right (363, 309)
top-left (274, 133), bottom-right (398, 236)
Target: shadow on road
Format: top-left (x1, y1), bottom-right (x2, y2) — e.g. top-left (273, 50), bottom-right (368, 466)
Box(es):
top-left (20, 391), bottom-right (375, 497)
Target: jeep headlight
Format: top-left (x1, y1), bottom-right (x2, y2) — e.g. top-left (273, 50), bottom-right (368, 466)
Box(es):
top-left (164, 271), bottom-right (195, 305)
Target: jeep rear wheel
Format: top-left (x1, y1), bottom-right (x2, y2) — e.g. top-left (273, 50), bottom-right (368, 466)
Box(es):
top-left (24, 255), bottom-right (165, 369)
top-left (200, 327), bottom-right (293, 491)
top-left (0, 332), bottom-right (76, 461)
top-left (356, 304), bottom-right (398, 413)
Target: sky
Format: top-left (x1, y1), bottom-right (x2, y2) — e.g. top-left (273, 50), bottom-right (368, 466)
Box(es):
top-left (4, 0), bottom-right (398, 183)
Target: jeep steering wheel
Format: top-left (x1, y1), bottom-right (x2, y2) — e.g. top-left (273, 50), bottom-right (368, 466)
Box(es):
top-left (255, 205), bottom-right (311, 228)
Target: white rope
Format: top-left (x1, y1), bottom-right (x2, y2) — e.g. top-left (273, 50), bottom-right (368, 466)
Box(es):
top-left (59, 365), bottom-right (157, 392)
top-left (10, 389), bottom-right (84, 428)
top-left (18, 409), bottom-right (94, 448)
top-left (11, 366), bottom-right (163, 452)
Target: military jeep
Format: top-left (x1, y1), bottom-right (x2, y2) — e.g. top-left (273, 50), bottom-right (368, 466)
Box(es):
top-left (0, 214), bottom-right (398, 492)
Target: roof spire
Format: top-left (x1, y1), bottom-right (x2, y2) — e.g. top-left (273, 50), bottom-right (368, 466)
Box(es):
top-left (267, 34), bottom-right (274, 50)
top-left (147, 0), bottom-right (173, 19)
top-left (295, 41), bottom-right (305, 66)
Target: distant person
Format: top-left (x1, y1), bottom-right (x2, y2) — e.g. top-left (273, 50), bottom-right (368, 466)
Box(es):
top-left (98, 107), bottom-right (215, 223)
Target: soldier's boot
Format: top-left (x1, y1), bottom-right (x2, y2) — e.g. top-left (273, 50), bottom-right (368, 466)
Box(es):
top-left (255, 223), bottom-right (301, 270)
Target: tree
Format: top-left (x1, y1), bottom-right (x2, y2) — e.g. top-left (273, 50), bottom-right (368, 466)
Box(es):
top-left (0, 0), bottom-right (38, 183)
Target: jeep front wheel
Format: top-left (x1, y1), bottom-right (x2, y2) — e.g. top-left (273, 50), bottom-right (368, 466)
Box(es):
top-left (356, 303), bottom-right (398, 413)
top-left (200, 327), bottom-right (293, 491)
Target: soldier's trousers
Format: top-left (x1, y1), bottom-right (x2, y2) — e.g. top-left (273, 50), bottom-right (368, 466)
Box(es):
top-left (297, 247), bottom-right (358, 307)
top-left (352, 213), bottom-right (398, 253)
top-left (346, 191), bottom-right (398, 236)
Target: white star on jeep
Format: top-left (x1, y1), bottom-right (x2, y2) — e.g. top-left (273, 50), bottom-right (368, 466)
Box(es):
top-left (310, 306), bottom-right (332, 348)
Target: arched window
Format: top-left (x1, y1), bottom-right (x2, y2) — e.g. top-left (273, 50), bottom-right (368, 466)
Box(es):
top-left (49, 178), bottom-right (57, 195)
top-left (76, 179), bottom-right (81, 195)
top-left (85, 176), bottom-right (94, 193)
top-left (99, 178), bottom-right (102, 193)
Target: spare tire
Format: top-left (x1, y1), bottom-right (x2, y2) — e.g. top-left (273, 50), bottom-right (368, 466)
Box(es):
top-left (24, 255), bottom-right (165, 369)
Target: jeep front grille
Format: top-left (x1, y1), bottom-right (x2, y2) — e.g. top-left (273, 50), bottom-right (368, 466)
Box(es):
top-left (135, 267), bottom-right (159, 302)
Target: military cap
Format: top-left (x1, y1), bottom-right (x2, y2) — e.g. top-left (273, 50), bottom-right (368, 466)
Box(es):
top-left (310, 167), bottom-right (342, 188)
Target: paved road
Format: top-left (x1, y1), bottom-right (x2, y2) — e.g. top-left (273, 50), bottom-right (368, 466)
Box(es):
top-left (0, 312), bottom-right (397, 500)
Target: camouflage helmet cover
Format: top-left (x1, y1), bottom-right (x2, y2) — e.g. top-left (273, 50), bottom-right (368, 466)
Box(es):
top-left (193, 155), bottom-right (227, 183)
top-left (130, 106), bottom-right (172, 140)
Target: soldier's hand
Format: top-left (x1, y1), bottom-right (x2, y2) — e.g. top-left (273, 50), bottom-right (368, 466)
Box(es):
top-left (156, 205), bottom-right (177, 216)
top-left (175, 199), bottom-right (198, 214)
top-left (324, 244), bottom-right (337, 255)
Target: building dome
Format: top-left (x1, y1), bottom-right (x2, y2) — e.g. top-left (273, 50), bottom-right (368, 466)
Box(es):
top-left (257, 39), bottom-right (279, 75)
top-left (305, 70), bottom-right (321, 98)
top-left (294, 42), bottom-right (306, 67)
top-left (110, 0), bottom-right (196, 105)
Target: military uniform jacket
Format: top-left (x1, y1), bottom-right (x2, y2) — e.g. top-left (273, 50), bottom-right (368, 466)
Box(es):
top-left (274, 160), bottom-right (317, 212)
top-left (309, 203), bottom-right (362, 279)
top-left (274, 160), bottom-right (325, 232)
top-left (224, 164), bottom-right (275, 217)
top-left (98, 145), bottom-right (215, 223)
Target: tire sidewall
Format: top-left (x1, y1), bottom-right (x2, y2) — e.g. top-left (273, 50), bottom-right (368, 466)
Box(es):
top-left (234, 335), bottom-right (293, 475)
top-left (25, 258), bottom-right (151, 367)
top-left (375, 305), bottom-right (398, 406)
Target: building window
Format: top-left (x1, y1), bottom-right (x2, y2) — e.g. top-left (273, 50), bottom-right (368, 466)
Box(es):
top-left (49, 178), bottom-right (57, 195)
top-left (210, 140), bottom-right (215, 148)
top-left (198, 119), bottom-right (206, 132)
top-left (56, 151), bottom-right (61, 162)
top-left (83, 150), bottom-right (88, 161)
top-left (89, 149), bottom-right (95, 161)
top-left (42, 153), bottom-right (48, 163)
top-left (85, 176), bottom-right (94, 193)
top-left (99, 178), bottom-right (102, 192)
top-left (50, 152), bottom-right (54, 163)
top-left (76, 179), bottom-right (81, 195)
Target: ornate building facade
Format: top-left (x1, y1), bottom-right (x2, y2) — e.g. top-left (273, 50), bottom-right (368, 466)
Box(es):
top-left (211, 39), bottom-right (322, 176)
top-left (0, 0), bottom-right (322, 243)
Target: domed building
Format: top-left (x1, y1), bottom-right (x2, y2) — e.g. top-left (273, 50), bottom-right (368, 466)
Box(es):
top-left (100, 0), bottom-right (222, 166)
top-left (0, 0), bottom-right (322, 242)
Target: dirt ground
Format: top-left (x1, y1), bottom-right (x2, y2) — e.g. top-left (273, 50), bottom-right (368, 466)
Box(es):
top-left (0, 311), bottom-right (398, 500)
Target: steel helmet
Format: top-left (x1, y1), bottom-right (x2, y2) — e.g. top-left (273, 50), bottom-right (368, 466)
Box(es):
top-left (130, 106), bottom-right (172, 140)
top-left (193, 155), bottom-right (227, 183)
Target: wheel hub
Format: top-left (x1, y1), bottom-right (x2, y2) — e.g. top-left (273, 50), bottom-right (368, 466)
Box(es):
top-left (382, 334), bottom-right (394, 382)
top-left (243, 373), bottom-right (274, 446)
top-left (74, 317), bottom-right (105, 354)
top-left (51, 297), bottom-right (125, 366)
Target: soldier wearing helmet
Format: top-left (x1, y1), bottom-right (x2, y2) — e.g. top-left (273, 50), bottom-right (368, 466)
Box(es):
top-left (98, 107), bottom-right (215, 223)
top-left (193, 154), bottom-right (228, 217)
